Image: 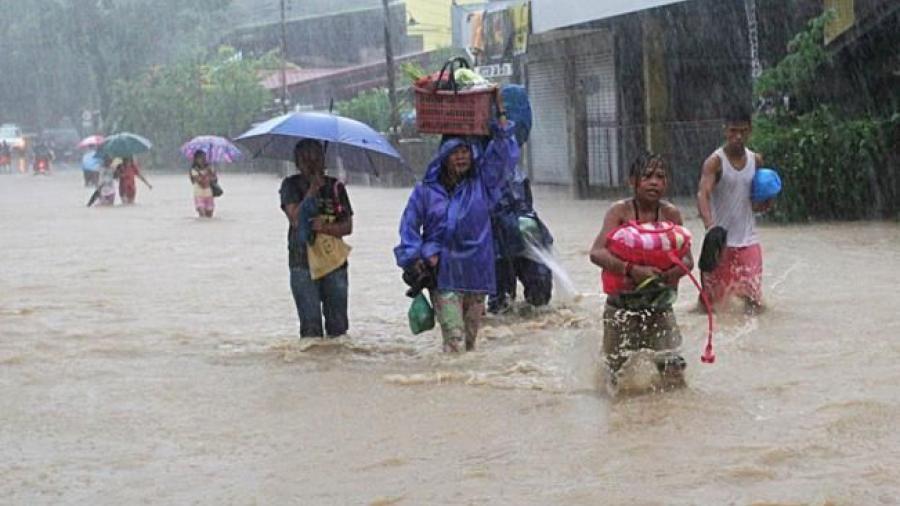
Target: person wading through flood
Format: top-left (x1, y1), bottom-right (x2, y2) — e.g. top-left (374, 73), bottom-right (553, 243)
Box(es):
top-left (487, 164), bottom-right (554, 315)
top-left (97, 157), bottom-right (119, 206)
top-left (117, 156), bottom-right (152, 204)
top-left (590, 153), bottom-right (693, 387)
top-left (395, 108), bottom-right (519, 353)
top-left (280, 139), bottom-right (353, 338)
top-left (697, 107), bottom-right (772, 314)
top-left (190, 150), bottom-right (217, 218)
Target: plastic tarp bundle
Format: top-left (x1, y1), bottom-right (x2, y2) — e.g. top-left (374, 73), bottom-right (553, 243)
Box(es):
top-left (500, 84), bottom-right (532, 146)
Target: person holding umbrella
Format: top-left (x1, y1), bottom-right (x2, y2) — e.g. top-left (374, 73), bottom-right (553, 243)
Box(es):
top-left (280, 139), bottom-right (354, 338)
top-left (394, 113), bottom-right (519, 353)
top-left (90, 157), bottom-right (119, 207)
top-left (181, 135), bottom-right (240, 217)
top-left (235, 110), bottom-right (404, 339)
top-left (78, 135), bottom-right (104, 186)
top-left (189, 150), bottom-right (218, 218)
top-left (81, 150), bottom-right (102, 187)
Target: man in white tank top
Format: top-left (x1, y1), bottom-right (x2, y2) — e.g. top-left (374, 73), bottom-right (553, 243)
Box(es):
top-left (696, 109), bottom-right (772, 313)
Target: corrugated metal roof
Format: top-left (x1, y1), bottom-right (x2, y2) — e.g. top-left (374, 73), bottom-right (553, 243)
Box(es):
top-left (259, 68), bottom-right (341, 90)
top-left (532, 0), bottom-right (694, 33)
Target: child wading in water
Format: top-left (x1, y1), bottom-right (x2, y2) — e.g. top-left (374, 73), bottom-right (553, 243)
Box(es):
top-left (590, 154), bottom-right (694, 390)
top-left (190, 150), bottom-right (217, 218)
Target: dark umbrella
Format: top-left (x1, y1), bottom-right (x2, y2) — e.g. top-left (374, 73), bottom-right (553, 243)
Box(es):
top-left (86, 188), bottom-right (101, 207)
top-left (97, 132), bottom-right (152, 158)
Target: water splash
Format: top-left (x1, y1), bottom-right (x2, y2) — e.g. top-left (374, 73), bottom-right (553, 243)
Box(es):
top-left (521, 236), bottom-right (578, 301)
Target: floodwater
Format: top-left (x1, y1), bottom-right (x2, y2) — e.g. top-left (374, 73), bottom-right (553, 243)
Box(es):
top-left (2, 169), bottom-right (899, 505)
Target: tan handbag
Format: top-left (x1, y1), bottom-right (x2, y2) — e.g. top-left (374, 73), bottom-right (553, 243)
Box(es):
top-left (306, 215), bottom-right (351, 280)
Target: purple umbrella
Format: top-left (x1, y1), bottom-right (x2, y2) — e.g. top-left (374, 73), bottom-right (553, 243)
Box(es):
top-left (180, 135), bottom-right (243, 163)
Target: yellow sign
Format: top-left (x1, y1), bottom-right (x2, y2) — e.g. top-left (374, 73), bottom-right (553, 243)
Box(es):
top-left (511, 3), bottom-right (530, 56)
top-left (824, 0), bottom-right (855, 43)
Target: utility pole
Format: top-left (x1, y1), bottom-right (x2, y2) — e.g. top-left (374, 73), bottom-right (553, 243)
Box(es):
top-left (280, 0), bottom-right (289, 113)
top-left (381, 0), bottom-right (400, 138)
top-left (744, 0), bottom-right (762, 81)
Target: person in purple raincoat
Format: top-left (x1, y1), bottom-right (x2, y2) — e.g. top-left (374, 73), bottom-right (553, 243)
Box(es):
top-left (394, 118), bottom-right (519, 352)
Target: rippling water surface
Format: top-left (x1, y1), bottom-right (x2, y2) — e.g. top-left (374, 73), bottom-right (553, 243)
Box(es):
top-left (2, 170), bottom-right (899, 505)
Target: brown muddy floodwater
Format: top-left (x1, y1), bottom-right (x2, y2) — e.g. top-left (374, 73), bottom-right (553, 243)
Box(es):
top-left (1, 170), bottom-right (899, 505)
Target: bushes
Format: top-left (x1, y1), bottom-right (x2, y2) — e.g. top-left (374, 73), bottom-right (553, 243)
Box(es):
top-left (751, 11), bottom-right (899, 221)
top-left (752, 110), bottom-right (899, 221)
top-left (108, 47), bottom-right (273, 168)
top-left (335, 88), bottom-right (414, 135)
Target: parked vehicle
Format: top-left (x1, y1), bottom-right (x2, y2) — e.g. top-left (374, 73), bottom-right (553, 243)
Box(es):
top-left (41, 127), bottom-right (81, 162)
top-left (33, 156), bottom-right (51, 175)
top-left (32, 140), bottom-right (54, 175)
top-left (0, 123), bottom-right (27, 154)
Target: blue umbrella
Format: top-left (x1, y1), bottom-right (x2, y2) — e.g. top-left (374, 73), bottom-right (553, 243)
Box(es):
top-left (234, 112), bottom-right (405, 174)
top-left (81, 150), bottom-right (102, 171)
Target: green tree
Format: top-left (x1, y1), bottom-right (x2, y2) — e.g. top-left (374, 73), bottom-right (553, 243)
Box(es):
top-left (751, 11), bottom-right (899, 221)
top-left (0, 0), bottom-right (233, 131)
top-left (335, 88), bottom-right (412, 133)
top-left (108, 47), bottom-right (272, 167)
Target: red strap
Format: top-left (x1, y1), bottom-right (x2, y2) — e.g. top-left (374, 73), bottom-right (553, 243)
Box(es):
top-left (668, 252), bottom-right (716, 364)
top-left (332, 180), bottom-right (344, 215)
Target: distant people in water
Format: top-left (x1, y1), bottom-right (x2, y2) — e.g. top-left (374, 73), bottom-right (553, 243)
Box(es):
top-left (190, 150), bottom-right (217, 218)
top-left (96, 157), bottom-right (120, 206)
top-left (116, 156), bottom-right (152, 204)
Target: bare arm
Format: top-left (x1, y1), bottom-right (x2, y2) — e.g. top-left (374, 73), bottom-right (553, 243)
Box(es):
top-left (590, 203), bottom-right (625, 274)
top-left (659, 204), bottom-right (694, 283)
top-left (310, 179), bottom-right (353, 238)
top-left (589, 202), bottom-right (629, 274)
top-left (751, 152), bottom-right (772, 212)
top-left (282, 202), bottom-right (300, 228)
top-left (590, 202), bottom-right (661, 283)
top-left (316, 215), bottom-right (353, 238)
top-left (697, 154), bottom-right (721, 230)
top-left (137, 172), bottom-right (152, 189)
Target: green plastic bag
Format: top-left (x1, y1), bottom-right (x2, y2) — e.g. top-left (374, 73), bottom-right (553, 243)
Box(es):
top-left (518, 216), bottom-right (541, 242)
top-left (408, 293), bottom-right (435, 335)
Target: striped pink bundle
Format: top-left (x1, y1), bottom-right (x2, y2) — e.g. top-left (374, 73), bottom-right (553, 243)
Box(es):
top-left (602, 221), bottom-right (692, 295)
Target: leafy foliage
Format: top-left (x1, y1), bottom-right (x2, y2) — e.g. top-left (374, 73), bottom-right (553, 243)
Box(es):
top-left (109, 47), bottom-right (272, 167)
top-left (0, 0), bottom-right (233, 131)
top-left (335, 88), bottom-right (412, 134)
top-left (753, 11), bottom-right (833, 109)
top-left (751, 11), bottom-right (899, 221)
top-left (753, 110), bottom-right (899, 221)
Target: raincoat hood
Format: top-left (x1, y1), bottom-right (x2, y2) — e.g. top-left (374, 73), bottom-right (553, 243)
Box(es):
top-left (423, 138), bottom-right (475, 184)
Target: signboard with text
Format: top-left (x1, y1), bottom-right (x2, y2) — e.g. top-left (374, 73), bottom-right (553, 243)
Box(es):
top-left (475, 63), bottom-right (514, 79)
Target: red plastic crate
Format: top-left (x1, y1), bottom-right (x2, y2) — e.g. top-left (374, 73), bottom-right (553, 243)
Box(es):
top-left (414, 86), bottom-right (494, 136)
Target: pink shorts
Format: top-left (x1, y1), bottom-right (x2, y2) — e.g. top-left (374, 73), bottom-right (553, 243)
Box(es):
top-left (702, 244), bottom-right (763, 307)
top-left (194, 196), bottom-right (215, 211)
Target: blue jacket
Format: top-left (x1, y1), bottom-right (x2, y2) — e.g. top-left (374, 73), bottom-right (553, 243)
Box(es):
top-left (394, 122), bottom-right (519, 294)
